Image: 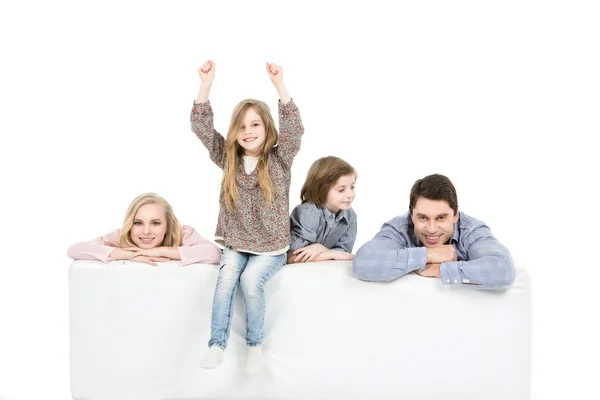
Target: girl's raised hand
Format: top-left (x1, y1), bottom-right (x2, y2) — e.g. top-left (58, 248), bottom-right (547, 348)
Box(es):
top-left (266, 62), bottom-right (283, 85)
top-left (198, 60), bottom-right (216, 83)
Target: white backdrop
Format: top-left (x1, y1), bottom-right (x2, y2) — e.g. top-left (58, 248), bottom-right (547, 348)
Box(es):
top-left (0, 1), bottom-right (598, 399)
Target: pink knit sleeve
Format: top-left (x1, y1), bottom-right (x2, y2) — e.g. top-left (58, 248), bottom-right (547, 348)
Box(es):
top-left (67, 230), bottom-right (121, 263)
top-left (178, 225), bottom-right (222, 266)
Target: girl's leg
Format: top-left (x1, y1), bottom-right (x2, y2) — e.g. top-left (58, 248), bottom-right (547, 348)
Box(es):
top-left (239, 253), bottom-right (285, 374)
top-left (200, 249), bottom-right (248, 368)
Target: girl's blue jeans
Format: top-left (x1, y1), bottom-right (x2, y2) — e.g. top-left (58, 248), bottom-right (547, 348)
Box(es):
top-left (208, 248), bottom-right (285, 349)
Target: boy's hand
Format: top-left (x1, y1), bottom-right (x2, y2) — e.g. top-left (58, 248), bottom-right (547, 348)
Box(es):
top-left (331, 251), bottom-right (354, 261)
top-left (293, 243), bottom-right (327, 263)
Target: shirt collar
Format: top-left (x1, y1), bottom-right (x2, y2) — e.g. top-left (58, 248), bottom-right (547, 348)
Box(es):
top-left (322, 206), bottom-right (349, 223)
top-left (449, 220), bottom-right (460, 245)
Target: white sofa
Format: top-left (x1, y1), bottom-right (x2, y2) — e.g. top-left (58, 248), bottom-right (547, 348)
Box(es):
top-left (69, 260), bottom-right (531, 400)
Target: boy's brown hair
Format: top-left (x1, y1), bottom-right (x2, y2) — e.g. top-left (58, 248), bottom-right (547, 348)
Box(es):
top-left (300, 156), bottom-right (356, 208)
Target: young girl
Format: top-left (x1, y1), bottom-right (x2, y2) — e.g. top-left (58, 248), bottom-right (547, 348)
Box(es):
top-left (190, 60), bottom-right (303, 375)
top-left (288, 156), bottom-right (357, 264)
top-left (67, 192), bottom-right (221, 266)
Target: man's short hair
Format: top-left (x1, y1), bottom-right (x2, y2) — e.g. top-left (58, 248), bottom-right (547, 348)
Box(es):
top-left (409, 174), bottom-right (458, 215)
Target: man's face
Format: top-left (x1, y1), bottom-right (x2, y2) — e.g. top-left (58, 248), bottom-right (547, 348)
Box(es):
top-left (411, 197), bottom-right (458, 247)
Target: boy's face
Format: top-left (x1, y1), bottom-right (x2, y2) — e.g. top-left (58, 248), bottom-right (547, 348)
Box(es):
top-left (325, 174), bottom-right (356, 214)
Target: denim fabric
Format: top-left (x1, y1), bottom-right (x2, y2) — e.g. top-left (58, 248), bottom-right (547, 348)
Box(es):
top-left (208, 248), bottom-right (285, 348)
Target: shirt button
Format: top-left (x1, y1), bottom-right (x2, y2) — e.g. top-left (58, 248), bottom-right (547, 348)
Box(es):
top-left (446, 279), bottom-right (450, 283)
top-left (453, 279), bottom-right (458, 284)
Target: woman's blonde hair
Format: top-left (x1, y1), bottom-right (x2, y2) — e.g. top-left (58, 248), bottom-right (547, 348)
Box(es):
top-left (117, 193), bottom-right (182, 248)
top-left (300, 156), bottom-right (356, 208)
top-left (223, 99), bottom-right (278, 211)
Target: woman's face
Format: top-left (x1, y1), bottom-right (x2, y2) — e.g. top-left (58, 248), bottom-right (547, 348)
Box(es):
top-left (129, 203), bottom-right (167, 249)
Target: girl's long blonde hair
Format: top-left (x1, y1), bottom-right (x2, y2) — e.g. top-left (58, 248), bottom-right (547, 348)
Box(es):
top-left (223, 99), bottom-right (278, 211)
top-left (117, 193), bottom-right (182, 248)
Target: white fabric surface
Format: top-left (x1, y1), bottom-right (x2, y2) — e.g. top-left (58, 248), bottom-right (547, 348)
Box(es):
top-left (69, 260), bottom-right (531, 400)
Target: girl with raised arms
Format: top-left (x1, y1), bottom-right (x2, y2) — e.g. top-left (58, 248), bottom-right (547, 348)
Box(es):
top-left (190, 60), bottom-right (304, 375)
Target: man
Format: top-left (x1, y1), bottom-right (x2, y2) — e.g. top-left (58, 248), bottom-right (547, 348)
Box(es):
top-left (353, 174), bottom-right (514, 289)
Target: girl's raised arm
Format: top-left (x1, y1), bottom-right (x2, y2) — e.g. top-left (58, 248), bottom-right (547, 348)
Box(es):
top-left (269, 62), bottom-right (303, 167)
top-left (195, 60), bottom-right (216, 104)
top-left (191, 60), bottom-right (226, 169)
top-left (266, 62), bottom-right (290, 104)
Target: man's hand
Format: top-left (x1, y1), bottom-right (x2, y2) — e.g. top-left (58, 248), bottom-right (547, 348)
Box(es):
top-left (426, 245), bottom-right (457, 264)
top-left (416, 263), bottom-right (441, 278)
top-left (292, 243), bottom-right (328, 263)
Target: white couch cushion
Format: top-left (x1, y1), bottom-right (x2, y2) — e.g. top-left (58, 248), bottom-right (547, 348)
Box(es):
top-left (69, 260), bottom-right (530, 400)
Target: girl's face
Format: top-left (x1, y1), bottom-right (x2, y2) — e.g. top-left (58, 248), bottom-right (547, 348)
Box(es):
top-left (325, 174), bottom-right (356, 214)
top-left (130, 203), bottom-right (167, 249)
top-left (237, 108), bottom-right (266, 157)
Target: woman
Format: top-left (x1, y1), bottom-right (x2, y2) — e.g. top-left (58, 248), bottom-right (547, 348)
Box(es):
top-left (68, 193), bottom-right (221, 266)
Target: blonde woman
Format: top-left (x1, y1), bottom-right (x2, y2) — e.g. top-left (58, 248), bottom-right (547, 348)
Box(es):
top-left (67, 193), bottom-right (221, 266)
top-left (191, 60), bottom-right (303, 374)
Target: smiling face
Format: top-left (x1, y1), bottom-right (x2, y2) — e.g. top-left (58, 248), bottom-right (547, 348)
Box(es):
top-left (324, 174), bottom-right (356, 214)
top-left (236, 108), bottom-right (266, 157)
top-left (410, 197), bottom-right (458, 247)
top-left (129, 203), bottom-right (167, 249)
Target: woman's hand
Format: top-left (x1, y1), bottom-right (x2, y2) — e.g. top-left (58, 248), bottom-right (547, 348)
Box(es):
top-left (130, 255), bottom-right (170, 266)
top-left (125, 246), bottom-right (162, 258)
top-left (125, 246), bottom-right (180, 261)
top-left (110, 247), bottom-right (169, 266)
top-left (109, 247), bottom-right (141, 261)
